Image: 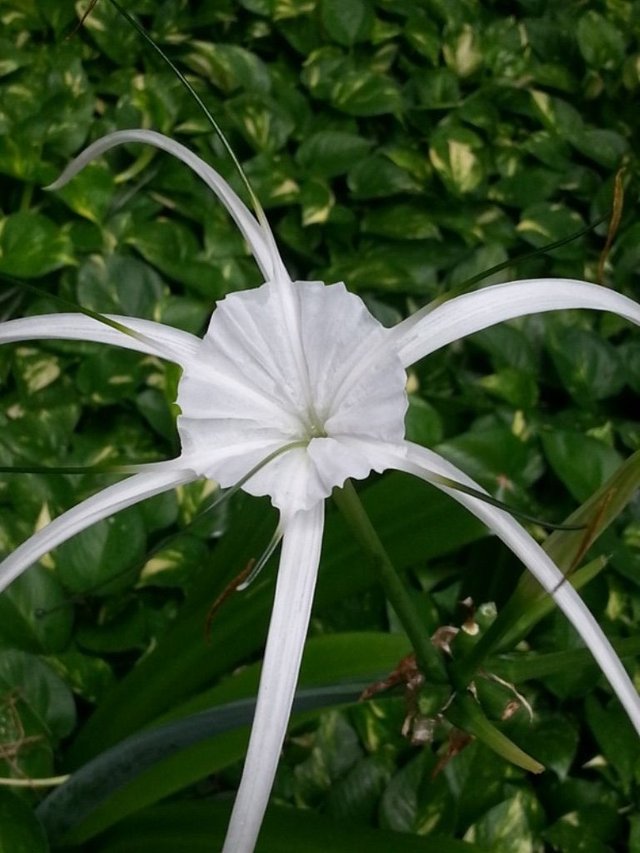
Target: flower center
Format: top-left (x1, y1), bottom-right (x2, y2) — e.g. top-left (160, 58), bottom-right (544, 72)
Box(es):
top-left (176, 280), bottom-right (408, 513)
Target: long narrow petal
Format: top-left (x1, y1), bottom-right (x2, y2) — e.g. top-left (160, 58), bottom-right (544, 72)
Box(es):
top-left (0, 468), bottom-right (195, 595)
top-left (47, 129), bottom-right (285, 282)
top-left (390, 279), bottom-right (640, 367)
top-left (356, 437), bottom-right (640, 736)
top-left (222, 501), bottom-right (325, 853)
top-left (0, 313), bottom-right (200, 368)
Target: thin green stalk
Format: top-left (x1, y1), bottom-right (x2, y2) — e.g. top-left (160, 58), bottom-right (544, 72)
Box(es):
top-left (333, 480), bottom-right (448, 684)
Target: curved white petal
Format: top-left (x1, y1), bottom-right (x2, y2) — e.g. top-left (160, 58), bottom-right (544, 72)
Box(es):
top-left (390, 279), bottom-right (640, 367)
top-left (47, 129), bottom-right (285, 282)
top-left (222, 501), bottom-right (325, 853)
top-left (0, 313), bottom-right (200, 368)
top-left (0, 468), bottom-right (195, 595)
top-left (361, 438), bottom-right (640, 737)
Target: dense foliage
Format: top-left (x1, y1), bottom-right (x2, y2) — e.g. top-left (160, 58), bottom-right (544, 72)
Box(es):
top-left (0, 0), bottom-right (639, 850)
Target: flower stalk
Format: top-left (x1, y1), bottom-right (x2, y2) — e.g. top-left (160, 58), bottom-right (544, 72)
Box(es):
top-left (333, 479), bottom-right (448, 684)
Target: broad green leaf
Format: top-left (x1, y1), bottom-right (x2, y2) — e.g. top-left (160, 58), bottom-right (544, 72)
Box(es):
top-left (517, 203), bottom-right (585, 259)
top-left (429, 125), bottom-right (485, 195)
top-left (89, 800), bottom-right (486, 853)
top-left (442, 24), bottom-right (483, 77)
top-left (585, 694), bottom-right (640, 787)
top-left (576, 11), bottom-right (625, 70)
top-left (320, 0), bottom-right (373, 46)
top-left (227, 93), bottom-right (295, 151)
top-left (546, 326), bottom-right (625, 404)
top-left (436, 426), bottom-right (544, 500)
top-left (51, 162), bottom-right (115, 224)
top-left (54, 504), bottom-right (147, 596)
top-left (0, 213), bottom-right (73, 279)
top-left (569, 128), bottom-right (628, 169)
top-left (412, 67), bottom-right (461, 108)
top-left (404, 11), bottom-right (440, 63)
top-left (76, 349), bottom-right (145, 405)
top-left (0, 649), bottom-right (76, 742)
top-left (0, 791), bottom-right (48, 853)
top-left (542, 430), bottom-right (623, 504)
top-left (296, 131), bottom-right (372, 178)
top-left (76, 254), bottom-right (164, 319)
top-left (405, 395), bottom-right (444, 447)
top-left (502, 713), bottom-right (579, 781)
top-left (380, 750), bottom-right (455, 835)
top-left (183, 43), bottom-right (271, 94)
top-left (125, 220), bottom-right (244, 297)
top-left (330, 69), bottom-right (403, 116)
top-left (300, 178), bottom-right (335, 225)
top-left (347, 154), bottom-right (421, 198)
top-left (479, 367), bottom-right (539, 409)
top-left (362, 202), bottom-right (440, 240)
top-left (0, 565), bottom-right (73, 654)
top-left (465, 790), bottom-right (544, 853)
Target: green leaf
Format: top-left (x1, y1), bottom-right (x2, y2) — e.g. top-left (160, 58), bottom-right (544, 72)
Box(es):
top-left (0, 213), bottom-right (73, 279)
top-left (546, 326), bottom-right (625, 403)
top-left (0, 791), bottom-right (48, 853)
top-left (125, 220), bottom-right (242, 298)
top-left (576, 11), bottom-right (626, 71)
top-left (517, 203), bottom-right (585, 259)
top-left (412, 67), bottom-right (461, 108)
top-left (51, 161), bottom-right (116, 224)
top-left (300, 178), bottom-right (335, 225)
top-left (330, 69), bottom-right (403, 116)
top-left (442, 24), bottom-right (483, 78)
top-left (380, 750), bottom-right (454, 835)
top-left (437, 426), bottom-right (543, 500)
top-left (619, 341), bottom-right (640, 394)
top-left (76, 349), bottom-right (144, 405)
top-left (465, 790), bottom-right (544, 853)
top-left (54, 504), bottom-right (147, 596)
top-left (0, 649), bottom-right (76, 741)
top-left (503, 713), bottom-right (579, 780)
top-left (320, 0), bottom-right (373, 46)
top-left (362, 202), bottom-right (440, 240)
top-left (429, 125), bottom-right (485, 195)
top-left (569, 128), bottom-right (628, 169)
top-left (296, 131), bottom-right (372, 178)
top-left (585, 694), bottom-right (640, 787)
top-left (183, 43), bottom-right (271, 94)
top-left (76, 254), bottom-right (164, 319)
top-left (347, 154), bottom-right (421, 198)
top-left (404, 395), bottom-right (444, 447)
top-left (89, 800), bottom-right (486, 853)
top-left (227, 93), bottom-right (295, 152)
top-left (542, 429), bottom-right (623, 504)
top-left (479, 367), bottom-right (539, 409)
top-left (404, 11), bottom-right (441, 63)
top-left (0, 566), bottom-right (73, 654)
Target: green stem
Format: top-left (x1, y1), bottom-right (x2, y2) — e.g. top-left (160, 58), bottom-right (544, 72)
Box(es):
top-left (333, 480), bottom-right (448, 684)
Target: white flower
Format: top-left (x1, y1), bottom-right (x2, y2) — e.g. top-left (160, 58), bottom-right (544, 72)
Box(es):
top-left (1, 129), bottom-right (640, 852)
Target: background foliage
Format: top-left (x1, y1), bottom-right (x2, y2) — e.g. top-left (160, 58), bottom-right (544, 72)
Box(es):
top-left (0, 0), bottom-right (639, 850)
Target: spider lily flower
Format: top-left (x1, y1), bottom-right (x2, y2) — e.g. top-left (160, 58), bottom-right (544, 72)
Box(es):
top-left (1, 129), bottom-right (640, 852)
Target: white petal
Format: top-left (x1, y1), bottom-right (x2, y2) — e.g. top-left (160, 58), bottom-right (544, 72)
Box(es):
top-left (222, 502), bottom-right (324, 853)
top-left (0, 313), bottom-right (200, 367)
top-left (47, 129), bottom-right (284, 282)
top-left (362, 438), bottom-right (640, 737)
top-left (390, 279), bottom-right (640, 367)
top-left (177, 281), bottom-right (408, 514)
top-left (0, 468), bottom-right (194, 595)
